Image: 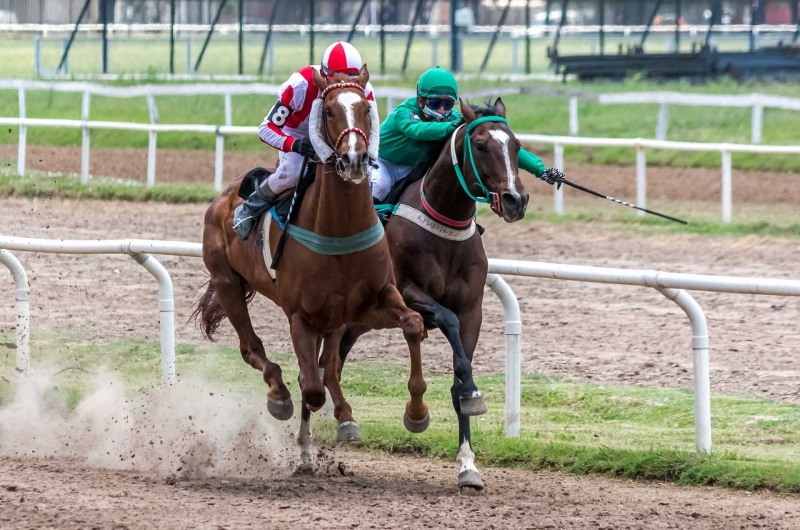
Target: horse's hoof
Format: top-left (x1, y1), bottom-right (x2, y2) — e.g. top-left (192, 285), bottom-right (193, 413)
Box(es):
top-left (293, 460), bottom-right (315, 475)
top-left (458, 469), bottom-right (485, 490)
top-left (403, 411), bottom-right (430, 433)
top-left (267, 398), bottom-right (294, 421)
top-left (337, 421), bottom-right (363, 443)
top-left (459, 395), bottom-right (488, 416)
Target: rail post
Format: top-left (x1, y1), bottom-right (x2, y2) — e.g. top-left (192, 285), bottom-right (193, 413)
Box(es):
top-left (215, 129), bottom-right (225, 192)
top-left (721, 149), bottom-right (732, 222)
top-left (636, 144), bottom-right (646, 216)
top-left (658, 287), bottom-right (711, 453)
top-left (554, 142), bottom-right (564, 215)
top-left (146, 94), bottom-right (159, 188)
top-left (486, 273), bottom-right (522, 437)
top-left (0, 250), bottom-right (30, 376)
top-left (131, 253), bottom-right (176, 386)
top-left (81, 91), bottom-right (91, 183)
top-left (751, 104), bottom-right (763, 145)
top-left (656, 102), bottom-right (669, 141)
top-left (224, 93), bottom-right (232, 127)
top-left (569, 96), bottom-right (579, 136)
top-left (17, 87), bottom-right (26, 176)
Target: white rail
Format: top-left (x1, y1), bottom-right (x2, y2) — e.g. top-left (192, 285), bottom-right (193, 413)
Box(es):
top-left (516, 133), bottom-right (800, 223)
top-left (0, 236), bottom-right (520, 419)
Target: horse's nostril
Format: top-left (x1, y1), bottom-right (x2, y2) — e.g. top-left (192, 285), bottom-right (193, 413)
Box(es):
top-left (340, 153), bottom-right (351, 166)
top-left (359, 152), bottom-right (369, 165)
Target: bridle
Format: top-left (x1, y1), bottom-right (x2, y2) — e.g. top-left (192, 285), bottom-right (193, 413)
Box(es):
top-left (319, 82), bottom-right (372, 176)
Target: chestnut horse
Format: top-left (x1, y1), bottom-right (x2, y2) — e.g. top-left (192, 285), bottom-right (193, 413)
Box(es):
top-left (194, 66), bottom-right (427, 473)
top-left (340, 98), bottom-right (529, 489)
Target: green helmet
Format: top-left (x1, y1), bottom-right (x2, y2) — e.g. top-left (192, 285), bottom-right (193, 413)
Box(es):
top-left (416, 67), bottom-right (458, 100)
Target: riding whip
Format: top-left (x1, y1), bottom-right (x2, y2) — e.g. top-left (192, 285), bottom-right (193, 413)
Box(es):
top-left (270, 155), bottom-right (310, 270)
top-left (555, 178), bottom-right (688, 225)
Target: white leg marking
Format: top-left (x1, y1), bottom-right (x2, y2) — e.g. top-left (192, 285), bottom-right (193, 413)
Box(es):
top-left (295, 413), bottom-right (315, 470)
top-left (337, 91), bottom-right (364, 182)
top-left (457, 440), bottom-right (479, 475)
top-left (489, 129), bottom-right (520, 198)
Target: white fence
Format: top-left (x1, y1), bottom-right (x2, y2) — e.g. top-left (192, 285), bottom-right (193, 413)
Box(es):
top-left (4, 80), bottom-right (800, 222)
top-left (518, 133), bottom-right (800, 223)
top-left (5, 236), bottom-right (800, 453)
top-left (596, 92), bottom-right (800, 145)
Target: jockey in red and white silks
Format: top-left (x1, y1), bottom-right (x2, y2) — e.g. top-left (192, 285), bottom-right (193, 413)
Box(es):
top-left (233, 40), bottom-right (376, 239)
top-left (257, 42), bottom-right (376, 195)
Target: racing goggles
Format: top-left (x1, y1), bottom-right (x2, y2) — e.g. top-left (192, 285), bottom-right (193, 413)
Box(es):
top-left (425, 98), bottom-right (456, 112)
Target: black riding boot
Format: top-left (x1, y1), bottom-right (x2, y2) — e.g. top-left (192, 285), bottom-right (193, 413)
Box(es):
top-left (232, 183), bottom-right (279, 240)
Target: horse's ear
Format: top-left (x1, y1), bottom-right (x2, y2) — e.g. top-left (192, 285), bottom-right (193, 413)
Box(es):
top-left (494, 97), bottom-right (507, 118)
top-left (356, 64), bottom-right (370, 89)
top-left (460, 98), bottom-right (476, 123)
top-left (312, 67), bottom-right (328, 92)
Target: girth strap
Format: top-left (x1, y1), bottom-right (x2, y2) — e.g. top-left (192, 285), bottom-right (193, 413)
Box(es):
top-left (285, 220), bottom-right (385, 256)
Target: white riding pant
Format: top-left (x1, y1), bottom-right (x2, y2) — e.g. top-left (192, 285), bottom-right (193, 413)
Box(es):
top-left (369, 158), bottom-right (413, 202)
top-left (260, 150), bottom-right (305, 195)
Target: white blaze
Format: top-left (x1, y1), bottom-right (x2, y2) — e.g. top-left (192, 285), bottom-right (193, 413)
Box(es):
top-left (338, 91), bottom-right (361, 165)
top-left (489, 129), bottom-right (520, 198)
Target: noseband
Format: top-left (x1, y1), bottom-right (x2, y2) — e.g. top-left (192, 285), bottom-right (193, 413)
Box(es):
top-left (320, 83), bottom-right (371, 171)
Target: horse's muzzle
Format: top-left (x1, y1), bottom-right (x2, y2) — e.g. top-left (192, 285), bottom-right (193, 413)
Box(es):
top-left (499, 191), bottom-right (529, 222)
top-left (336, 151), bottom-right (370, 183)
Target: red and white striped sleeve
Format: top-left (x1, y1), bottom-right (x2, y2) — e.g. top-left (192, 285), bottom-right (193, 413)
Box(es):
top-left (258, 71), bottom-right (308, 152)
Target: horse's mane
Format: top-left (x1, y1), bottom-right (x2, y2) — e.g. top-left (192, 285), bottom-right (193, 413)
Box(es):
top-left (381, 101), bottom-right (499, 205)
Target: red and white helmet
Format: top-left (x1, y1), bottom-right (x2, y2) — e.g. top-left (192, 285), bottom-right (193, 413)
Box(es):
top-left (321, 41), bottom-right (363, 78)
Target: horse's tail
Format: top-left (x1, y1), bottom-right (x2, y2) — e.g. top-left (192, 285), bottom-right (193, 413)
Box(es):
top-left (190, 279), bottom-right (257, 341)
top-left (190, 280), bottom-right (224, 341)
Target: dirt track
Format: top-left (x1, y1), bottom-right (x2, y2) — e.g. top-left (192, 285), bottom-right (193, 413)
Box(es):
top-left (2, 451), bottom-right (799, 529)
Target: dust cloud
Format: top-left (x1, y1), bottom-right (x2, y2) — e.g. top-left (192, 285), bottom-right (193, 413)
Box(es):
top-left (0, 371), bottom-right (297, 479)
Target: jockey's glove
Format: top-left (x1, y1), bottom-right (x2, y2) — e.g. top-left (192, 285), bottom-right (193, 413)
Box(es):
top-left (291, 137), bottom-right (317, 159)
top-left (541, 167), bottom-right (565, 188)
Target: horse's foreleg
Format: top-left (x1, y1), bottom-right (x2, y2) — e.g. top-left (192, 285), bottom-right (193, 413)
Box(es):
top-left (358, 286), bottom-right (428, 433)
top-left (294, 395), bottom-right (315, 474)
top-left (453, 305), bottom-right (485, 490)
top-left (319, 328), bottom-right (362, 443)
top-left (210, 271), bottom-right (293, 420)
top-left (289, 314), bottom-right (326, 412)
top-left (403, 287), bottom-right (486, 417)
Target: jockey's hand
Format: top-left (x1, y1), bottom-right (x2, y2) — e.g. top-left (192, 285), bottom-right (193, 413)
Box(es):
top-left (291, 137), bottom-right (317, 159)
top-left (541, 167), bottom-right (565, 188)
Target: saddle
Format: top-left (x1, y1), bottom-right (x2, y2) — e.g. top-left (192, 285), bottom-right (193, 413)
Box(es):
top-left (238, 164), bottom-right (317, 252)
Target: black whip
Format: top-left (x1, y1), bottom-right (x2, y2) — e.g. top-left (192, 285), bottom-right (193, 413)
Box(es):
top-left (270, 155), bottom-right (310, 270)
top-left (556, 178), bottom-right (688, 225)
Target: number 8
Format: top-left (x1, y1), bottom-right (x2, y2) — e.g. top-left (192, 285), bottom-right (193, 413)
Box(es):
top-left (270, 104), bottom-right (291, 126)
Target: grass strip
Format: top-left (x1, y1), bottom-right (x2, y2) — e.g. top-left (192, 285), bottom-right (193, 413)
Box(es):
top-left (3, 338), bottom-right (800, 494)
top-left (0, 172), bottom-right (218, 204)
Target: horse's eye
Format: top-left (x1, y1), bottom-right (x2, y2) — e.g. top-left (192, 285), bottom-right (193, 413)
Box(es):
top-left (475, 142), bottom-right (486, 152)
top-left (324, 107), bottom-right (333, 117)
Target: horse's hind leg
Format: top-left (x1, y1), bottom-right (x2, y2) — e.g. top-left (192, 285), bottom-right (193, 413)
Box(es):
top-left (403, 286), bottom-right (486, 416)
top-left (320, 328), bottom-right (361, 443)
top-left (210, 270), bottom-right (293, 420)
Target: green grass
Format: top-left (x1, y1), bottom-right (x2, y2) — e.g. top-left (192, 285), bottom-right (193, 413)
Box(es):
top-left (0, 171), bottom-right (218, 203)
top-left (3, 334), bottom-right (800, 493)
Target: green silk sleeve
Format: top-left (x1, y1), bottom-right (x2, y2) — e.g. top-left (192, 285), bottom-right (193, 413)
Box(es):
top-left (518, 148), bottom-right (547, 179)
top-left (396, 110), bottom-right (459, 141)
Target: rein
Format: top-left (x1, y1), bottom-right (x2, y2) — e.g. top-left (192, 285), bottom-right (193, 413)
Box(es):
top-left (420, 115), bottom-right (509, 225)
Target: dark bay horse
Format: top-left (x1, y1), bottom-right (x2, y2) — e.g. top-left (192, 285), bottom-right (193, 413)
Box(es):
top-left (341, 98), bottom-right (529, 489)
top-left (194, 66), bottom-right (427, 473)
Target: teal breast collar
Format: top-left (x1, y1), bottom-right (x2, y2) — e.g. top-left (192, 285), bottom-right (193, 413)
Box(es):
top-left (285, 220), bottom-right (385, 256)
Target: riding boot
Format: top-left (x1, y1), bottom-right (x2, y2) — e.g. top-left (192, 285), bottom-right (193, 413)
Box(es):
top-left (232, 183), bottom-right (280, 240)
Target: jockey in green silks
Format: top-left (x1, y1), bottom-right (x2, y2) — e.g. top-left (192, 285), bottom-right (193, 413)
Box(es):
top-left (369, 66), bottom-right (563, 203)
